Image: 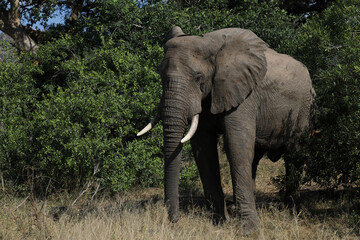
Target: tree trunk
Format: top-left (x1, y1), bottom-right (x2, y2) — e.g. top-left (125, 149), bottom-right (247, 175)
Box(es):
top-left (5, 26), bottom-right (39, 53)
top-left (0, 0), bottom-right (39, 53)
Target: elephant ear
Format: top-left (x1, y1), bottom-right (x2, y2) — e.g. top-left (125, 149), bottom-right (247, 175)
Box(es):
top-left (168, 26), bottom-right (186, 40)
top-left (211, 30), bottom-right (268, 114)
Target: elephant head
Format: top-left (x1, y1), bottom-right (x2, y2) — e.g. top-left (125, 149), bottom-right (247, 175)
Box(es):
top-left (138, 26), bottom-right (268, 222)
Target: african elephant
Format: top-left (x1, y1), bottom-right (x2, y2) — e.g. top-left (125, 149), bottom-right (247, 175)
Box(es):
top-left (138, 26), bottom-right (316, 234)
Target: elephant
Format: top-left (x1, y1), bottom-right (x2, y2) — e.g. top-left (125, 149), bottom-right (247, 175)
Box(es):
top-left (137, 26), bottom-right (316, 234)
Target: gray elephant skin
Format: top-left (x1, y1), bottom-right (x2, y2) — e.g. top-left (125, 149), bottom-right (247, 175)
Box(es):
top-left (138, 26), bottom-right (316, 233)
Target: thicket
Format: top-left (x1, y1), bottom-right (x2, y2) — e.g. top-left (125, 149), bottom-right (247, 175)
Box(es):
top-left (283, 0), bottom-right (360, 188)
top-left (0, 0), bottom-right (359, 195)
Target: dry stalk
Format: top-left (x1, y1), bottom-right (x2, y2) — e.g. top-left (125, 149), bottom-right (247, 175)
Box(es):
top-left (14, 195), bottom-right (30, 211)
top-left (73, 163), bottom-right (102, 205)
top-left (27, 166), bottom-right (40, 220)
top-left (72, 180), bottom-right (93, 206)
top-left (91, 181), bottom-right (102, 201)
top-left (0, 170), bottom-right (5, 192)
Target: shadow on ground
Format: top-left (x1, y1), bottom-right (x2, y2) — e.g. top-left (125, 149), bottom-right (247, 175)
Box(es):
top-left (51, 187), bottom-right (360, 224)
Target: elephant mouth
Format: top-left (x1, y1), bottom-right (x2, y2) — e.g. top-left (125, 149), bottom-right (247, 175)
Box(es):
top-left (137, 113), bottom-right (199, 143)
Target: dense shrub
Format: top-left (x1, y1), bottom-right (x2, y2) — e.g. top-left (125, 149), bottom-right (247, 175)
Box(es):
top-left (283, 0), bottom-right (360, 188)
top-left (0, 59), bottom-right (40, 192)
top-left (0, 36), bottom-right (165, 193)
top-left (0, 0), bottom-right (300, 194)
top-left (1, 0), bottom-right (359, 195)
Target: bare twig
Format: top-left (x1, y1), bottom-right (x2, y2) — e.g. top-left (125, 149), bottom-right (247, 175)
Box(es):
top-left (133, 23), bottom-right (144, 29)
top-left (91, 181), bottom-right (101, 201)
top-left (39, 177), bottom-right (52, 214)
top-left (72, 180), bottom-right (92, 206)
top-left (72, 163), bottom-right (101, 204)
top-left (14, 195), bottom-right (30, 211)
top-left (45, 177), bottom-right (52, 198)
top-left (26, 167), bottom-right (40, 220)
top-left (0, 170), bottom-right (4, 192)
top-left (93, 162), bottom-right (100, 175)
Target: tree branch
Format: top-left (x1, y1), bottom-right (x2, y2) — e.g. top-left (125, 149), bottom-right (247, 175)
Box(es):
top-left (0, 1), bottom-right (39, 52)
top-left (0, 4), bottom-right (9, 29)
top-left (10, 0), bottom-right (21, 26)
top-left (0, 18), bottom-right (5, 30)
top-left (56, 0), bottom-right (72, 5)
top-left (0, 0), bottom-right (97, 52)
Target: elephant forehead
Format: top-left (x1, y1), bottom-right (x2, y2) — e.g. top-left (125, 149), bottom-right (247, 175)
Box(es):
top-left (165, 36), bottom-right (206, 52)
top-left (163, 44), bottom-right (205, 70)
top-left (162, 51), bottom-right (204, 75)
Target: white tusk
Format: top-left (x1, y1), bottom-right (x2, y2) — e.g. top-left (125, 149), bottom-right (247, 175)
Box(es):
top-left (181, 114), bottom-right (199, 143)
top-left (137, 116), bottom-right (159, 137)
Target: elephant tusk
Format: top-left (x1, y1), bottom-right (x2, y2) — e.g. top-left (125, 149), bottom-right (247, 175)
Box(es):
top-left (181, 114), bottom-right (199, 143)
top-left (137, 116), bottom-right (160, 137)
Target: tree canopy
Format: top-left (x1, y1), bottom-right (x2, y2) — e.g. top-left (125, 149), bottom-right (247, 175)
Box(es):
top-left (0, 0), bottom-right (336, 52)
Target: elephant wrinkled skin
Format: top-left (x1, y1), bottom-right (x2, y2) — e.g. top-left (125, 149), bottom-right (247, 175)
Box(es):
top-left (138, 26), bottom-right (316, 234)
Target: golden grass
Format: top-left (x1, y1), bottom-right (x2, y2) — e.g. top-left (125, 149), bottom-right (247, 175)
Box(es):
top-left (1, 158), bottom-right (359, 240)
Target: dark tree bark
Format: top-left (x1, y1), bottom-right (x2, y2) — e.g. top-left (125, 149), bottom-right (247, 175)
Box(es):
top-left (0, 0), bottom-right (97, 52)
top-left (227, 0), bottom-right (333, 16)
top-left (63, 0), bottom-right (97, 20)
top-left (277, 0), bottom-right (333, 15)
top-left (0, 0), bottom-right (39, 53)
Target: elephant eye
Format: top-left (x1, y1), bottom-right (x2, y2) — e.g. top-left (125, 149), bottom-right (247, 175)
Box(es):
top-left (200, 83), bottom-right (205, 92)
top-left (195, 73), bottom-right (203, 83)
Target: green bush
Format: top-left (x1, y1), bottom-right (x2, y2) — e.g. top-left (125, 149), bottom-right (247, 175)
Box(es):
top-left (0, 35), bottom-right (166, 193)
top-left (0, 0), bottom-right (301, 194)
top-left (284, 0), bottom-right (360, 188)
top-left (2, 0), bottom-right (358, 195)
top-left (0, 59), bottom-right (39, 192)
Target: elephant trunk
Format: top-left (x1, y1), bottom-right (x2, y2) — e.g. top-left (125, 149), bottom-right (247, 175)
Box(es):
top-left (161, 77), bottom-right (189, 222)
top-left (163, 123), bottom-right (185, 222)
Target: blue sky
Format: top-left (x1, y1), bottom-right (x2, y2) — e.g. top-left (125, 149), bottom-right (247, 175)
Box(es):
top-left (0, 10), bottom-right (66, 34)
top-left (30, 11), bottom-right (66, 31)
top-left (1, 1), bottom-right (147, 34)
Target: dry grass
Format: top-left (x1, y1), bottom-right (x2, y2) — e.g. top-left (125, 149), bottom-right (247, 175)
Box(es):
top-left (1, 158), bottom-right (359, 240)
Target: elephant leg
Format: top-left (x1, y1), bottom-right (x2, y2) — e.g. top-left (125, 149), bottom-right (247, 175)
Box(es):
top-left (252, 149), bottom-right (266, 190)
top-left (223, 113), bottom-right (259, 234)
top-left (191, 130), bottom-right (226, 223)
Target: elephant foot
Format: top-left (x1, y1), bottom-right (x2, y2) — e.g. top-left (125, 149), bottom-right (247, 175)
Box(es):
top-left (208, 198), bottom-right (227, 225)
top-left (212, 213), bottom-right (227, 225)
top-left (240, 216), bottom-right (260, 237)
top-left (168, 212), bottom-right (179, 223)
